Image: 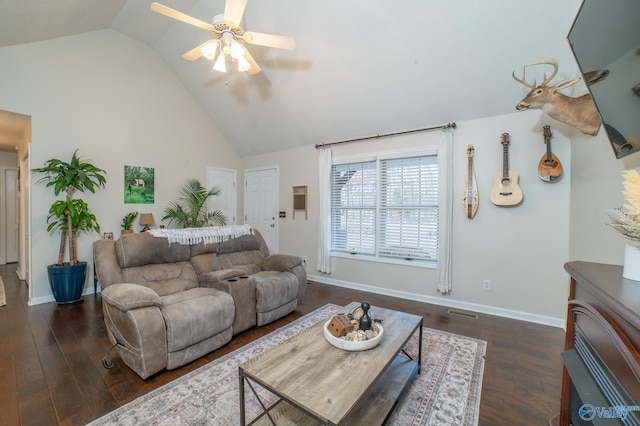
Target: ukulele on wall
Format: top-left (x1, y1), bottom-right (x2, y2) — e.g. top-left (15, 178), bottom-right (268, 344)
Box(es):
top-left (462, 144), bottom-right (479, 218)
top-left (537, 125), bottom-right (563, 182)
top-left (490, 133), bottom-right (523, 206)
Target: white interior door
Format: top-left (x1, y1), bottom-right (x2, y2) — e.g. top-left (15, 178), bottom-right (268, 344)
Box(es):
top-left (206, 167), bottom-right (237, 224)
top-left (5, 168), bottom-right (19, 263)
top-left (244, 167), bottom-right (278, 253)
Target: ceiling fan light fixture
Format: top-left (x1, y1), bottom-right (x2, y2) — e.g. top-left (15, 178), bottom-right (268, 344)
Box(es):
top-left (213, 53), bottom-right (227, 72)
top-left (229, 40), bottom-right (244, 59)
top-left (151, 1), bottom-right (295, 76)
top-left (201, 42), bottom-right (218, 60)
top-left (237, 55), bottom-right (251, 72)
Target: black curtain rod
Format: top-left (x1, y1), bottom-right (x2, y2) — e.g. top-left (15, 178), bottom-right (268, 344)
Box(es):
top-left (314, 122), bottom-right (457, 149)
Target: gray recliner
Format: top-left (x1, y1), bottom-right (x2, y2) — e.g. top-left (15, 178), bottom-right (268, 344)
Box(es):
top-left (94, 234), bottom-right (235, 379)
top-left (93, 228), bottom-right (307, 379)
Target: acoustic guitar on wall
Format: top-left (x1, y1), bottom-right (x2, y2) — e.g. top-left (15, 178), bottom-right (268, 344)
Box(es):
top-left (490, 133), bottom-right (523, 206)
top-left (537, 125), bottom-right (563, 182)
top-left (462, 144), bottom-right (479, 218)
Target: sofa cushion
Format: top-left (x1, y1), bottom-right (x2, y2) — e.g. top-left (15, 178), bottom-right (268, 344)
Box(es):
top-left (257, 300), bottom-right (297, 327)
top-left (218, 233), bottom-right (261, 254)
top-left (218, 250), bottom-right (263, 275)
top-left (122, 262), bottom-right (198, 296)
top-left (262, 254), bottom-right (303, 271)
top-left (160, 287), bottom-right (235, 353)
top-left (190, 241), bottom-right (220, 257)
top-left (253, 271), bottom-right (299, 312)
top-left (190, 252), bottom-right (221, 277)
top-left (116, 232), bottom-right (190, 267)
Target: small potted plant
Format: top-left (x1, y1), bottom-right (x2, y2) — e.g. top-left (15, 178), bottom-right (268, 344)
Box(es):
top-left (33, 149), bottom-right (107, 304)
top-left (121, 211), bottom-right (138, 235)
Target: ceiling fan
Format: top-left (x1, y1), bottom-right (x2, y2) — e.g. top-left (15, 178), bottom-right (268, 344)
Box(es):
top-left (150, 0), bottom-right (295, 75)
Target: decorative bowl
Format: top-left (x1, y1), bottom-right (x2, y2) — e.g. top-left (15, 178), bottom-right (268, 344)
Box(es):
top-left (323, 320), bottom-right (383, 351)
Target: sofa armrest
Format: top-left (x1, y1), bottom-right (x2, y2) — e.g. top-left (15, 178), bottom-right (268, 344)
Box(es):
top-left (101, 283), bottom-right (167, 379)
top-left (101, 283), bottom-right (162, 311)
top-left (263, 254), bottom-right (303, 272)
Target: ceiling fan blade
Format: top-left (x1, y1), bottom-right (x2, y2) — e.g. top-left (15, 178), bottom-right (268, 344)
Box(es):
top-left (224, 0), bottom-right (248, 27)
top-left (243, 32), bottom-right (295, 50)
top-left (242, 45), bottom-right (261, 75)
top-left (182, 40), bottom-right (216, 61)
top-left (150, 3), bottom-right (214, 32)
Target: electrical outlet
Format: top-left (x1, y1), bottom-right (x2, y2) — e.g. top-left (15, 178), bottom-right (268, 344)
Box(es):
top-left (483, 280), bottom-right (491, 291)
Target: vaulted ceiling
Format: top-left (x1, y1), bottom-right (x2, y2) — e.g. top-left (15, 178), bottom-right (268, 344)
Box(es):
top-left (0, 0), bottom-right (585, 156)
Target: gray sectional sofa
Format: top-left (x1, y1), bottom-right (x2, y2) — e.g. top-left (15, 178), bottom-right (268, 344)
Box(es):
top-left (93, 228), bottom-right (306, 379)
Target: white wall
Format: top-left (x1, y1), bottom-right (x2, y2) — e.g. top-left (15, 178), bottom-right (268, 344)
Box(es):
top-left (244, 110), bottom-right (574, 326)
top-left (569, 125), bottom-right (640, 264)
top-left (0, 26), bottom-right (634, 320)
top-left (0, 29), bottom-right (241, 303)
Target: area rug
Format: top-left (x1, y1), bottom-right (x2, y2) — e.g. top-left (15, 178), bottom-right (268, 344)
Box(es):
top-left (88, 304), bottom-right (486, 426)
top-left (0, 277), bottom-right (5, 307)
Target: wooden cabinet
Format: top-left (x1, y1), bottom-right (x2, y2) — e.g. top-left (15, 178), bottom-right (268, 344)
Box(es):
top-left (561, 261), bottom-right (640, 425)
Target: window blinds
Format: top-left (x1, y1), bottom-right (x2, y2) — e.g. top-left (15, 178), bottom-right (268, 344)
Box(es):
top-left (379, 156), bottom-right (438, 260)
top-left (330, 154), bottom-right (438, 261)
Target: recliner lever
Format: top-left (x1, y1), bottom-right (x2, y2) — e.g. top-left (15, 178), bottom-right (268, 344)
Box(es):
top-left (101, 343), bottom-right (119, 369)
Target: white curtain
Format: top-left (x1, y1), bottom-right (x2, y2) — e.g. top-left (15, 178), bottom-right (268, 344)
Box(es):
top-left (317, 147), bottom-right (332, 274)
top-left (437, 129), bottom-right (454, 294)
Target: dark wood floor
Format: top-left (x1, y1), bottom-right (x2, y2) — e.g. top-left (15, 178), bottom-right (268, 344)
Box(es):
top-left (0, 263), bottom-right (566, 425)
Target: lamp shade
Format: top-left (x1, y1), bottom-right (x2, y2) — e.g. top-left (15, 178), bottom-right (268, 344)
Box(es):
top-left (139, 213), bottom-right (155, 232)
top-left (139, 213), bottom-right (155, 225)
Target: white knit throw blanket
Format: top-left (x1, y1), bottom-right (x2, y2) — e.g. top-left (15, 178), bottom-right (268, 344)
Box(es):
top-left (148, 224), bottom-right (253, 245)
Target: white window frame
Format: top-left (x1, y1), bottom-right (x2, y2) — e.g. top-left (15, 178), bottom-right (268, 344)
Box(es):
top-left (330, 147), bottom-right (438, 268)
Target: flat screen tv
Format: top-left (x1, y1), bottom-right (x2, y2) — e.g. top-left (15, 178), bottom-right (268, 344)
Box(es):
top-left (567, 0), bottom-right (640, 158)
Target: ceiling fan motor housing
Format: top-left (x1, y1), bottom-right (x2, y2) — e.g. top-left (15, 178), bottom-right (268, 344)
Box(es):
top-left (212, 14), bottom-right (244, 42)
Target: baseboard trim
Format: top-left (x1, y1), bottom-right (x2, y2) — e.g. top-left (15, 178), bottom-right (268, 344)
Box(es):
top-left (28, 286), bottom-right (99, 306)
top-left (308, 273), bottom-right (566, 329)
top-left (29, 294), bottom-right (56, 306)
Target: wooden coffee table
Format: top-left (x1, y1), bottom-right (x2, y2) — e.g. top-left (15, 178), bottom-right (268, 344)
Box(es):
top-left (238, 302), bottom-right (423, 425)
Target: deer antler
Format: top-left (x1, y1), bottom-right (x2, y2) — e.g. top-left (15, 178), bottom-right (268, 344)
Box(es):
top-left (512, 66), bottom-right (535, 89)
top-left (526, 57), bottom-right (558, 87)
top-left (512, 56), bottom-right (559, 88)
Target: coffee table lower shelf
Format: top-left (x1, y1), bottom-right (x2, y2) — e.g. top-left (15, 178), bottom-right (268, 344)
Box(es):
top-left (247, 354), bottom-right (419, 426)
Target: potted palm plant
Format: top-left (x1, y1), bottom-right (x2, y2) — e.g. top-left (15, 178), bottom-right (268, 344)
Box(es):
top-left (33, 150), bottom-right (107, 303)
top-left (162, 178), bottom-right (226, 227)
top-left (121, 211), bottom-right (138, 235)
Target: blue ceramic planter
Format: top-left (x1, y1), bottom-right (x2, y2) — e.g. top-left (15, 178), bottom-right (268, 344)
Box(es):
top-left (47, 262), bottom-right (87, 304)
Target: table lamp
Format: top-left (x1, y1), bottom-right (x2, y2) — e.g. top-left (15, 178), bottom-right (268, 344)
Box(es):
top-left (139, 213), bottom-right (155, 232)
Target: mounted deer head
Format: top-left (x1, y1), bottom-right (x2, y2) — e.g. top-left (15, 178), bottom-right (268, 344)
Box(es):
top-left (512, 57), bottom-right (601, 136)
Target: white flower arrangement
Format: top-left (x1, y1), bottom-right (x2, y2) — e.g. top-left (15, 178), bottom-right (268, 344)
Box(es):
top-left (608, 169), bottom-right (640, 247)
